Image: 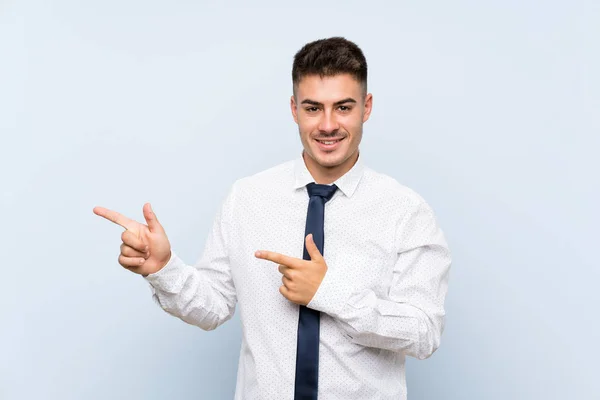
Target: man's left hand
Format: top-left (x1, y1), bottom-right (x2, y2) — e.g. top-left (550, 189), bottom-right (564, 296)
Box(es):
top-left (255, 233), bottom-right (326, 306)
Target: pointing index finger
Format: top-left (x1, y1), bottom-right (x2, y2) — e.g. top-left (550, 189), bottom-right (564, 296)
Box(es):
top-left (255, 250), bottom-right (301, 268)
top-left (93, 206), bottom-right (138, 231)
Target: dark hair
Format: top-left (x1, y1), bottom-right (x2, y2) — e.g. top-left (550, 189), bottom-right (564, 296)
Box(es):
top-left (292, 37), bottom-right (368, 93)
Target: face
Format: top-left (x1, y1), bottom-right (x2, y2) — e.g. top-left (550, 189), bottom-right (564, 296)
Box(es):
top-left (290, 73), bottom-right (373, 180)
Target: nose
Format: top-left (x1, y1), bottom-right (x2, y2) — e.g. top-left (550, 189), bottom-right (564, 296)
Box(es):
top-left (317, 110), bottom-right (340, 134)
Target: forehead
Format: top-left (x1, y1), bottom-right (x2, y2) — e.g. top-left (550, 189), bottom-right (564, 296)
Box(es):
top-left (295, 73), bottom-right (363, 102)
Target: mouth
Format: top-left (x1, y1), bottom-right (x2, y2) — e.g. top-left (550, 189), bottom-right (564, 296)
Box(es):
top-left (314, 137), bottom-right (345, 152)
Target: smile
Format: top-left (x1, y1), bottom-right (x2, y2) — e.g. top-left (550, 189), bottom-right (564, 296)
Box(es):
top-left (315, 138), bottom-right (344, 145)
top-left (314, 137), bottom-right (345, 151)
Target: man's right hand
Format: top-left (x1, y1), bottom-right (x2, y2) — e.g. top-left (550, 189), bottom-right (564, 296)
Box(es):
top-left (93, 203), bottom-right (172, 276)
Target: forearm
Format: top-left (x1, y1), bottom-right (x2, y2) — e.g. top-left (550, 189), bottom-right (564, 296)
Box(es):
top-left (145, 251), bottom-right (237, 331)
top-left (309, 216), bottom-right (451, 359)
top-left (322, 290), bottom-right (444, 359)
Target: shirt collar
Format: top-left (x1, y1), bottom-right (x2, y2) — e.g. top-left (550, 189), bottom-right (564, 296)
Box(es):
top-left (293, 151), bottom-right (366, 198)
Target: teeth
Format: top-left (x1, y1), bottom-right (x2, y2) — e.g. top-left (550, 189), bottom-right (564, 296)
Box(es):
top-left (318, 139), bottom-right (340, 145)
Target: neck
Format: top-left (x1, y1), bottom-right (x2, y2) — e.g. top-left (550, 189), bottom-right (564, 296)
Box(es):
top-left (303, 150), bottom-right (359, 185)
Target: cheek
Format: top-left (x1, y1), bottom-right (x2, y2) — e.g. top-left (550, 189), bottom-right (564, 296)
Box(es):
top-left (298, 119), bottom-right (318, 138)
top-left (341, 116), bottom-right (362, 135)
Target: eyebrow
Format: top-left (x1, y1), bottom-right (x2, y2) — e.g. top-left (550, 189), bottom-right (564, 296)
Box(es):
top-left (300, 98), bottom-right (357, 107)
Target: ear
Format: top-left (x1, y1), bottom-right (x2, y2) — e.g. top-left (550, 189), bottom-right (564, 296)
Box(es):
top-left (362, 93), bottom-right (373, 123)
top-left (290, 95), bottom-right (299, 124)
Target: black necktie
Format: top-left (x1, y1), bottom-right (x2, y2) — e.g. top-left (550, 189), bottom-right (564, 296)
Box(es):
top-left (294, 182), bottom-right (338, 400)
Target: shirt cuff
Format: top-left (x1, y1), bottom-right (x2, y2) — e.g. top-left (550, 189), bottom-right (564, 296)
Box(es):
top-left (307, 264), bottom-right (354, 318)
top-left (143, 251), bottom-right (187, 293)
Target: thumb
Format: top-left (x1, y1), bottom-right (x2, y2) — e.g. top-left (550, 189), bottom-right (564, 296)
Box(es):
top-left (305, 234), bottom-right (323, 262)
top-left (143, 203), bottom-right (164, 233)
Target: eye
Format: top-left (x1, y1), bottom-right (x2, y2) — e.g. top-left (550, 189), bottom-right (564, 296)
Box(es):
top-left (305, 107), bottom-right (319, 113)
top-left (338, 105), bottom-right (352, 112)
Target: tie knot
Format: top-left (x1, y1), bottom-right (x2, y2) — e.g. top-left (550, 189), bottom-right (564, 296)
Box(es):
top-left (306, 182), bottom-right (338, 201)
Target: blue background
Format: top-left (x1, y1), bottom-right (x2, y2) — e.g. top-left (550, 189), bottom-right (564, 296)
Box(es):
top-left (1, 1), bottom-right (597, 398)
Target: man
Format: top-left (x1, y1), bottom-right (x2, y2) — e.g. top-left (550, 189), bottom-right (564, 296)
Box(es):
top-left (94, 37), bottom-right (451, 400)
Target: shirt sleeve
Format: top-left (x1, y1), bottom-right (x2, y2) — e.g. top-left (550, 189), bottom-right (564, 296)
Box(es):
top-left (143, 183), bottom-right (238, 331)
top-left (307, 200), bottom-right (451, 360)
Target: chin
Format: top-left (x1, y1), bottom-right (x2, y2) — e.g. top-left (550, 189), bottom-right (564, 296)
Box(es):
top-left (311, 152), bottom-right (349, 168)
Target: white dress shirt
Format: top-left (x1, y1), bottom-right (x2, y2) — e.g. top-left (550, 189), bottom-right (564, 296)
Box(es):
top-left (145, 152), bottom-right (452, 400)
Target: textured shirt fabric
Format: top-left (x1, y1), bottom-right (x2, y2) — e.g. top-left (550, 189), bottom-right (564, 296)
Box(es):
top-left (144, 152), bottom-right (452, 400)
